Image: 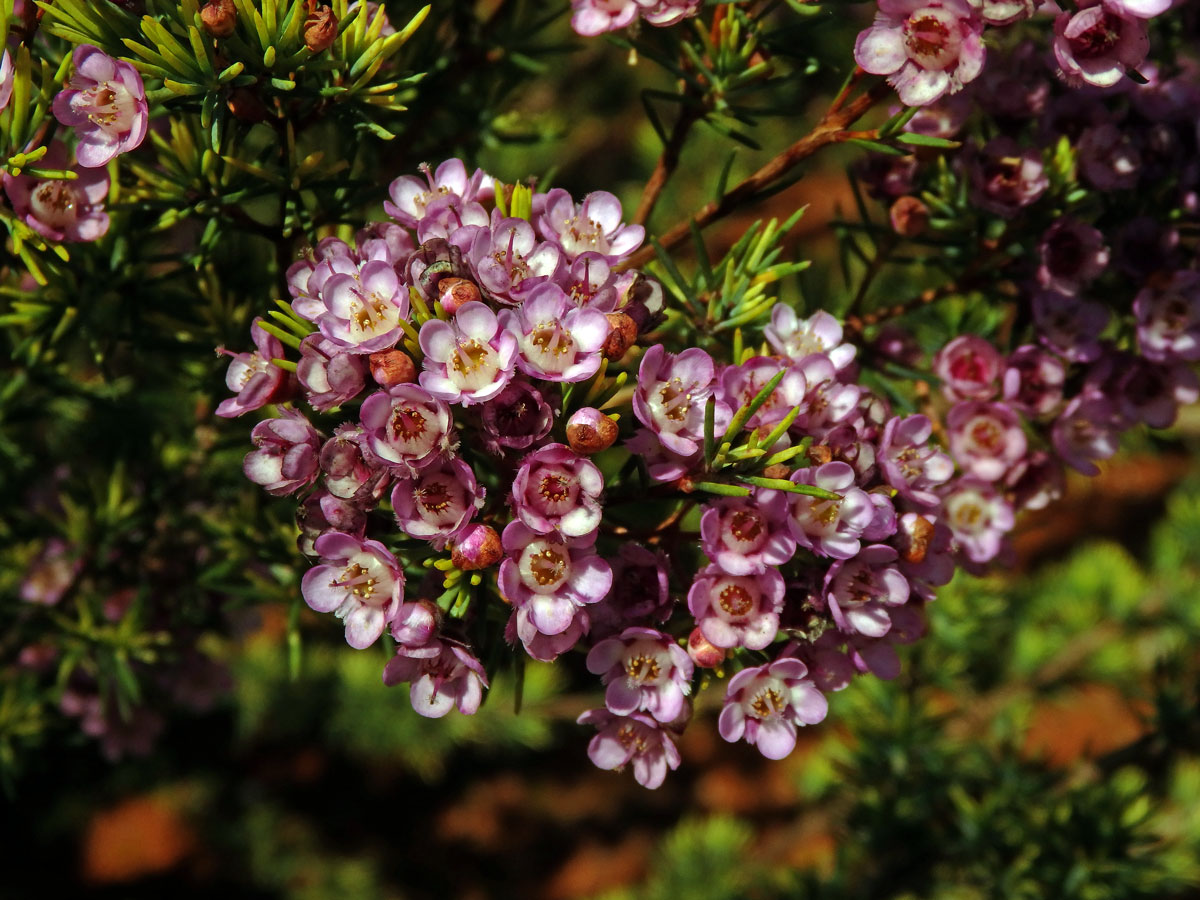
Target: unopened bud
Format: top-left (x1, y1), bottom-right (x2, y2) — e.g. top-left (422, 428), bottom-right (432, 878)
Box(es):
top-left (437, 277), bottom-right (481, 315)
top-left (889, 195), bottom-right (930, 238)
top-left (897, 514), bottom-right (936, 564)
top-left (566, 407), bottom-right (618, 455)
top-left (762, 463), bottom-right (791, 480)
top-left (369, 349), bottom-right (416, 387)
top-left (304, 2), bottom-right (338, 53)
top-left (687, 628), bottom-right (726, 669)
top-left (451, 524), bottom-right (503, 572)
top-left (602, 312), bottom-right (637, 360)
top-left (807, 445), bottom-right (833, 466)
top-left (392, 599), bottom-right (441, 646)
top-left (200, 0), bottom-right (237, 37)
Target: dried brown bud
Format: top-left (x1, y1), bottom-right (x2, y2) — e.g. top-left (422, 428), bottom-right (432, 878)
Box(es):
top-left (807, 445), bottom-right (833, 466)
top-left (601, 312), bottom-right (637, 360)
top-left (368, 349), bottom-right (416, 387)
top-left (687, 628), bottom-right (726, 669)
top-left (566, 407), bottom-right (619, 455)
top-left (762, 464), bottom-right (791, 480)
top-left (898, 515), bottom-right (937, 564)
top-left (304, 2), bottom-right (338, 53)
top-left (226, 87), bottom-right (267, 123)
top-left (437, 277), bottom-right (481, 314)
top-left (889, 195), bottom-right (931, 238)
top-left (451, 524), bottom-right (503, 572)
top-left (200, 0), bottom-right (237, 38)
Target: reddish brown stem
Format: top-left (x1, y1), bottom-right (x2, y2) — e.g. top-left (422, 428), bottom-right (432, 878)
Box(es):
top-left (633, 105), bottom-right (701, 227)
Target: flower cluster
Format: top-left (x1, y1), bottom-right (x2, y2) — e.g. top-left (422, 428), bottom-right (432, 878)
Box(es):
top-left (569, 0), bottom-right (701, 36)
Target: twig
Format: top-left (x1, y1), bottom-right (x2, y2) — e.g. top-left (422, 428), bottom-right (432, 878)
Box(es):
top-left (633, 104), bottom-right (701, 226)
top-left (620, 80), bottom-right (891, 271)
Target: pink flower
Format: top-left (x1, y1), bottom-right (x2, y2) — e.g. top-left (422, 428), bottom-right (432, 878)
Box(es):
top-left (788, 462), bottom-right (876, 559)
top-left (588, 544), bottom-right (673, 640)
top-left (391, 458), bottom-right (484, 548)
top-left (1002, 345), bottom-right (1065, 418)
top-left (946, 400), bottom-right (1026, 482)
top-left (215, 318), bottom-right (289, 418)
top-left (717, 357), bottom-right (808, 434)
top-left (383, 640), bottom-right (489, 717)
top-left (466, 216), bottom-right (564, 305)
top-left (1053, 2), bottom-right (1149, 89)
top-left (687, 565), bottom-right (784, 650)
top-left (360, 384), bottom-right (457, 473)
top-left (500, 283), bottom-right (610, 383)
top-left (320, 425), bottom-right (390, 505)
top-left (700, 492), bottom-right (796, 575)
top-left (939, 478), bottom-right (1014, 563)
top-left (3, 142), bottom-right (110, 243)
top-left (511, 443), bottom-right (605, 538)
top-left (854, 0), bottom-right (985, 107)
top-left (297, 335), bottom-right (367, 411)
top-left (1052, 394), bottom-right (1121, 476)
top-left (569, 0), bottom-right (641, 36)
top-left (384, 158), bottom-right (492, 229)
top-left (967, 138), bottom-right (1048, 218)
top-left (764, 305), bottom-right (856, 370)
top-left (498, 521), bottom-right (613, 636)
top-left (52, 45), bottom-right (147, 167)
top-left (879, 414), bottom-right (956, 507)
top-left (933, 335), bottom-right (1002, 402)
top-left (418, 301), bottom-right (518, 405)
top-left (478, 379), bottom-right (555, 454)
top-left (301, 532), bottom-right (405, 648)
top-left (633, 345), bottom-right (721, 456)
top-left (586, 627), bottom-right (694, 723)
top-left (1033, 291), bottom-right (1110, 363)
top-left (1134, 271), bottom-right (1200, 363)
top-left (718, 658), bottom-right (828, 760)
top-left (824, 545), bottom-right (910, 638)
top-left (507, 606), bottom-right (590, 662)
top-left (535, 188), bottom-right (644, 263)
top-left (243, 409), bottom-right (322, 496)
top-left (577, 709), bottom-right (681, 789)
top-left (641, 0), bottom-right (702, 26)
top-left (315, 259), bottom-right (411, 353)
top-left (1037, 218), bottom-right (1109, 295)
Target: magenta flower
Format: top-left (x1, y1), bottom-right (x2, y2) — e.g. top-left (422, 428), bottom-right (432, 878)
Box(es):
top-left (824, 545), bottom-right (910, 638)
top-left (717, 658), bottom-right (828, 760)
top-left (360, 384), bottom-right (457, 473)
top-left (3, 142), bottom-right (110, 243)
top-left (577, 709), bottom-right (681, 789)
top-left (1006, 451), bottom-right (1066, 512)
top-left (216, 318), bottom-right (289, 418)
top-left (764, 305), bottom-right (856, 370)
top-left (478, 379), bottom-right (555, 454)
top-left (244, 409), bottom-right (322, 496)
top-left (1109, 357), bottom-right (1199, 430)
top-left (297, 490), bottom-right (366, 556)
top-left (788, 463), bottom-right (875, 559)
top-left (288, 238), bottom-right (355, 321)
top-left (316, 259), bottom-right (410, 353)
top-left (52, 45), bottom-right (147, 167)
top-left (511, 443), bottom-right (604, 538)
top-left (569, 0), bottom-right (641, 35)
top-left (589, 544), bottom-right (673, 640)
top-left (717, 357), bottom-right (808, 434)
top-left (1134, 271), bottom-right (1200, 363)
top-left (933, 335), bottom-right (1002, 402)
top-left (301, 532), bottom-right (405, 648)
top-left (687, 565), bottom-right (784, 650)
top-left (1077, 124), bottom-right (1142, 191)
top-left (418, 301), bottom-right (517, 405)
top-left (383, 640), bottom-right (489, 717)
top-left (940, 478), bottom-right (1015, 563)
top-left (879, 414), bottom-right (956, 507)
top-left (586, 627), bottom-right (694, 723)
top-left (320, 425), bottom-right (390, 505)
top-left (508, 606), bottom-right (590, 662)
top-left (1053, 2), bottom-right (1149, 89)
top-left (792, 353), bottom-right (862, 436)
top-left (641, 0), bottom-right (702, 26)
top-left (384, 159), bottom-right (491, 229)
top-left (946, 400), bottom-right (1026, 482)
top-left (1002, 345), bottom-right (1065, 418)
top-left (535, 188), bottom-right (644, 263)
top-left (500, 284), bottom-right (610, 383)
top-left (1032, 291), bottom-right (1110, 363)
top-left (20, 539), bottom-right (81, 606)
top-left (967, 138), bottom-right (1048, 218)
top-left (633, 345), bottom-right (720, 456)
top-left (700, 492), bottom-right (796, 575)
top-left (854, 0), bottom-right (985, 107)
top-left (1037, 218), bottom-right (1109, 295)
top-left (297, 335), bottom-right (367, 412)
top-left (391, 458), bottom-right (484, 548)
top-left (1052, 394), bottom-right (1121, 476)
top-left (498, 521), bottom-right (613, 636)
top-left (466, 216), bottom-right (564, 304)
top-left (0, 51), bottom-right (13, 113)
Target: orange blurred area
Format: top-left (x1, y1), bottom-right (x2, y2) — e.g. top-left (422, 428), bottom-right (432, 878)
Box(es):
top-left (82, 794), bottom-right (195, 884)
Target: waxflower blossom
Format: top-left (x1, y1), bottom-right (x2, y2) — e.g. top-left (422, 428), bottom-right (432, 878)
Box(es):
top-left (1037, 218), bottom-right (1109, 295)
top-left (699, 493), bottom-right (796, 575)
top-left (216, 318), bottom-right (289, 418)
top-left (52, 45), bottom-right (148, 167)
top-left (1053, 2), bottom-right (1149, 89)
top-left (940, 478), bottom-right (1015, 563)
top-left (946, 401), bottom-right (1027, 482)
top-left (1134, 272), bottom-right (1200, 363)
top-left (501, 284), bottom-right (610, 383)
top-left (824, 545), bottom-right (910, 638)
top-left (1032, 291), bottom-right (1110, 363)
top-left (384, 641), bottom-right (489, 717)
top-left (1003, 345), bottom-right (1066, 417)
top-left (535, 189), bottom-right (644, 263)
top-left (467, 217), bottom-right (564, 304)
top-left (360, 384), bottom-right (457, 472)
top-left (391, 458), bottom-right (484, 548)
top-left (765, 305), bottom-right (856, 370)
top-left (498, 521), bottom-right (612, 636)
top-left (320, 426), bottom-right (390, 504)
top-left (589, 544), bottom-right (672, 640)
top-left (315, 259), bottom-right (411, 353)
top-left (479, 379), bottom-right (554, 454)
top-left (297, 335), bottom-right (367, 411)
top-left (384, 158), bottom-right (491, 229)
top-left (3, 142), bottom-right (110, 243)
top-left (510, 443), bottom-right (604, 538)
top-left (569, 0), bottom-right (641, 36)
top-left (853, 0), bottom-right (985, 107)
top-left (577, 709), bottom-right (681, 789)
top-left (718, 357), bottom-right (808, 434)
top-left (718, 658), bottom-right (828, 760)
top-left (244, 410), bottom-right (322, 496)
top-left (687, 565), bottom-right (784, 650)
top-left (633, 345), bottom-right (719, 456)
top-left (586, 627), bottom-right (694, 723)
top-left (642, 0), bottom-right (701, 25)
top-left (418, 301), bottom-right (517, 405)
top-left (788, 463), bottom-right (875, 560)
top-left (879, 414), bottom-right (956, 506)
top-left (933, 335), bottom-right (1002, 402)
top-left (507, 606), bottom-right (590, 662)
top-left (1077, 124), bottom-right (1142, 191)
top-left (301, 533), bottom-right (405, 648)
top-left (968, 138), bottom-right (1049, 218)
top-left (0, 51), bottom-right (13, 113)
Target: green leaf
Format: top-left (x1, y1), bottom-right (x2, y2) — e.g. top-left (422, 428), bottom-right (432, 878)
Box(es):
top-left (897, 132), bottom-right (962, 149)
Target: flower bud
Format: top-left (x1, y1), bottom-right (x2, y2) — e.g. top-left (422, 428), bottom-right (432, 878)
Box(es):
top-left (566, 407), bottom-right (618, 455)
top-left (450, 524), bottom-right (503, 571)
top-left (687, 627), bottom-right (726, 669)
top-left (304, 2), bottom-right (338, 53)
top-left (889, 196), bottom-right (930, 237)
top-left (369, 349), bottom-right (416, 387)
top-left (200, 0), bottom-right (237, 37)
top-left (437, 277), bottom-right (481, 315)
top-left (762, 463), bottom-right (791, 480)
top-left (602, 312), bottom-right (636, 360)
top-left (897, 514), bottom-right (936, 564)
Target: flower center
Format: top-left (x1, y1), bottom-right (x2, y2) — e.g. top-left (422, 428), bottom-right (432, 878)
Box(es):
top-left (390, 405), bottom-right (428, 443)
top-left (1072, 13), bottom-right (1121, 60)
top-left (749, 685), bottom-right (787, 719)
top-left (518, 539), bottom-right (571, 594)
top-left (903, 9), bottom-right (961, 69)
top-left (80, 82), bottom-right (137, 133)
top-left (717, 581), bottom-right (755, 617)
top-left (624, 652), bottom-right (662, 684)
top-left (448, 337), bottom-right (501, 392)
top-left (30, 181), bottom-right (83, 230)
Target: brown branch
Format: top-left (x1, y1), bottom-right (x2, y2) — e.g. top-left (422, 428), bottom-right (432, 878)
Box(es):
top-left (620, 79), bottom-right (892, 271)
top-left (633, 104), bottom-right (701, 227)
